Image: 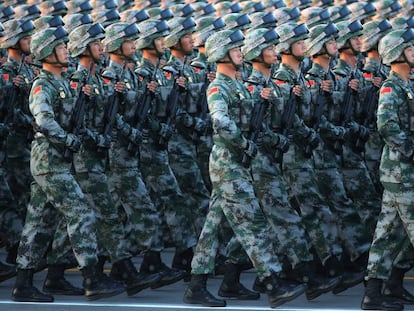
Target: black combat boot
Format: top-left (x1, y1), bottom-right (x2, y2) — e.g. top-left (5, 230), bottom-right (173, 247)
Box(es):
top-left (43, 264), bottom-right (84, 295)
top-left (253, 276), bottom-right (266, 293)
top-left (81, 265), bottom-right (125, 300)
top-left (332, 254), bottom-right (366, 294)
top-left (218, 263), bottom-right (260, 300)
top-left (12, 269), bottom-right (54, 302)
top-left (96, 256), bottom-right (109, 273)
top-left (291, 261), bottom-right (341, 300)
top-left (384, 267), bottom-right (414, 304)
top-left (183, 274), bottom-right (226, 307)
top-left (172, 248), bottom-right (193, 281)
top-left (262, 273), bottom-right (306, 308)
top-left (111, 258), bottom-right (161, 296)
top-left (361, 278), bottom-right (403, 310)
top-left (0, 260), bottom-right (16, 282)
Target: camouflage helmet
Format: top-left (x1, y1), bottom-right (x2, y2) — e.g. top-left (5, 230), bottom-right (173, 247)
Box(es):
top-left (192, 2), bottom-right (215, 18)
top-left (118, 0), bottom-right (134, 12)
top-left (0, 5), bottom-right (14, 23)
top-left (335, 20), bottom-right (363, 49)
top-left (334, 0), bottom-right (357, 5)
top-left (67, 0), bottom-right (93, 14)
top-left (102, 22), bottom-right (139, 53)
top-left (242, 28), bottom-right (279, 61)
top-left (205, 29), bottom-right (244, 62)
top-left (249, 12), bottom-right (277, 29)
top-left (240, 1), bottom-right (265, 14)
top-left (390, 16), bottom-right (414, 29)
top-left (119, 9), bottom-right (149, 24)
top-left (13, 4), bottom-right (40, 20)
top-left (328, 5), bottom-right (351, 23)
top-left (39, 0), bottom-right (68, 17)
top-left (34, 15), bottom-right (64, 31)
top-left (90, 0), bottom-right (117, 10)
top-left (274, 7), bottom-right (301, 25)
top-left (0, 19), bottom-right (34, 49)
top-left (31, 26), bottom-right (69, 60)
top-left (262, 0), bottom-right (286, 10)
top-left (285, 0), bottom-right (311, 9)
top-left (378, 28), bottom-right (414, 65)
top-left (68, 23), bottom-right (105, 57)
top-left (311, 0), bottom-right (334, 8)
top-left (349, 2), bottom-right (376, 22)
top-left (193, 16), bottom-right (225, 47)
top-left (301, 7), bottom-right (331, 28)
top-left (170, 3), bottom-right (195, 18)
top-left (92, 9), bottom-right (120, 28)
top-left (399, 0), bottom-right (414, 15)
top-left (275, 22), bottom-right (309, 54)
top-left (135, 19), bottom-right (169, 49)
top-left (63, 13), bottom-right (93, 33)
top-left (147, 7), bottom-right (173, 20)
top-left (222, 13), bottom-right (251, 31)
top-left (306, 22), bottom-right (339, 56)
top-left (374, 0), bottom-right (402, 20)
top-left (215, 1), bottom-right (242, 16)
top-left (360, 19), bottom-right (392, 52)
top-left (165, 17), bottom-right (196, 48)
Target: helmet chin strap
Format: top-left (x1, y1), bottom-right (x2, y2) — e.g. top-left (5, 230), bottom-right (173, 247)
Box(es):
top-left (283, 47), bottom-right (304, 62)
top-left (255, 54), bottom-right (273, 68)
top-left (44, 49), bottom-right (68, 67)
top-left (340, 40), bottom-right (359, 56)
top-left (217, 51), bottom-right (241, 69)
top-left (86, 45), bottom-right (102, 64)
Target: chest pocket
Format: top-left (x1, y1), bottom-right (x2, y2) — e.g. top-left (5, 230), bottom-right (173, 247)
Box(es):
top-left (53, 89), bottom-right (76, 132)
top-left (186, 82), bottom-right (204, 114)
top-left (90, 84), bottom-right (107, 130)
top-left (270, 96), bottom-right (284, 130)
top-left (156, 86), bottom-right (172, 117)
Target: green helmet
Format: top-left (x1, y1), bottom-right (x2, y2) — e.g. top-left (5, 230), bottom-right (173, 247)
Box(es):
top-left (274, 7), bottom-right (301, 26)
top-left (192, 2), bottom-right (215, 19)
top-left (275, 22), bottom-right (309, 54)
top-left (63, 13), bottom-right (93, 33)
top-left (193, 16), bottom-right (226, 47)
top-left (374, 0), bottom-right (402, 20)
top-left (360, 19), bottom-right (392, 52)
top-left (119, 9), bottom-right (149, 24)
top-left (311, 0), bottom-right (334, 8)
top-left (301, 7), bottom-right (331, 28)
top-left (390, 16), bottom-right (414, 29)
top-left (334, 0), bottom-right (357, 5)
top-left (135, 19), bottom-right (169, 49)
top-left (34, 15), bottom-right (64, 32)
top-left (399, 0), bottom-right (414, 16)
top-left (328, 5), bottom-right (351, 23)
top-left (118, 0), bottom-right (134, 12)
top-left (102, 22), bottom-right (139, 53)
top-left (215, 2), bottom-right (242, 16)
top-left (240, 1), bottom-right (265, 14)
top-left (67, 0), bottom-right (93, 15)
top-left (90, 0), bottom-right (118, 11)
top-left (262, 0), bottom-right (286, 9)
top-left (223, 13), bottom-right (251, 31)
top-left (147, 7), bottom-right (173, 20)
top-left (68, 23), bottom-right (105, 57)
top-left (348, 2), bottom-right (376, 22)
top-left (335, 20), bottom-right (363, 49)
top-left (31, 26), bottom-right (69, 61)
top-left (165, 17), bottom-right (196, 48)
top-left (39, 0), bottom-right (68, 17)
top-left (379, 28), bottom-right (414, 65)
top-left (285, 0), bottom-right (311, 9)
top-left (0, 6), bottom-right (15, 23)
top-left (13, 4), bottom-right (40, 21)
top-left (306, 22), bottom-right (339, 56)
top-left (205, 29), bottom-right (244, 62)
top-left (249, 12), bottom-right (277, 30)
top-left (0, 19), bottom-right (34, 49)
top-left (170, 3), bottom-right (195, 18)
top-left (242, 28), bottom-right (279, 61)
top-left (91, 9), bottom-right (121, 28)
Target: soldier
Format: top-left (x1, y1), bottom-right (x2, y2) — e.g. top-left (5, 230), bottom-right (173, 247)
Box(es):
top-left (11, 26), bottom-right (125, 302)
top-left (360, 28), bottom-right (414, 311)
top-left (183, 29), bottom-right (306, 309)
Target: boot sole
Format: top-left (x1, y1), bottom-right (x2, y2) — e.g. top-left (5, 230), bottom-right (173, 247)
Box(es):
top-left (183, 296), bottom-right (227, 307)
top-left (361, 303), bottom-right (403, 311)
top-left (85, 287), bottom-right (125, 301)
top-left (269, 286), bottom-right (306, 308)
top-left (43, 288), bottom-right (85, 296)
top-left (151, 274), bottom-right (185, 289)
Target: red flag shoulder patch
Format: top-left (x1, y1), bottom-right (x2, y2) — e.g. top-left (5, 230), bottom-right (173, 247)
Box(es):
top-left (381, 87), bottom-right (392, 94)
top-left (165, 72), bottom-right (172, 79)
top-left (33, 85), bottom-right (42, 96)
top-left (103, 78), bottom-right (110, 84)
top-left (363, 72), bottom-right (373, 79)
top-left (208, 86), bottom-right (219, 96)
top-left (248, 85), bottom-right (254, 93)
top-left (70, 82), bottom-right (78, 89)
top-left (306, 80), bottom-right (315, 87)
top-left (275, 79), bottom-right (286, 85)
top-left (2, 73), bottom-right (9, 81)
top-left (193, 67), bottom-right (201, 73)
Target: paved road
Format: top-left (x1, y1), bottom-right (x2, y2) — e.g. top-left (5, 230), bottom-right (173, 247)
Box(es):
top-left (1, 251), bottom-right (413, 311)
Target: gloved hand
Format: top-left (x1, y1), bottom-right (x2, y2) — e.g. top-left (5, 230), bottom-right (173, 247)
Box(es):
top-left (347, 121), bottom-right (360, 138)
top-left (307, 129), bottom-right (320, 149)
top-left (255, 132), bottom-right (265, 148)
top-left (243, 140), bottom-right (258, 159)
top-left (358, 125), bottom-right (370, 142)
top-left (128, 128), bottom-right (143, 145)
top-left (194, 118), bottom-right (207, 134)
top-left (182, 114), bottom-right (194, 128)
top-left (96, 134), bottom-right (111, 149)
top-left (159, 123), bottom-right (173, 141)
top-left (277, 135), bottom-right (290, 153)
top-left (66, 133), bottom-right (81, 152)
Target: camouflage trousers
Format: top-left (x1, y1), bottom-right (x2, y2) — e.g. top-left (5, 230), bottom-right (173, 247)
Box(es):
top-left (140, 142), bottom-right (197, 252)
top-left (195, 135), bottom-right (213, 193)
top-left (169, 134), bottom-right (210, 235)
top-left (364, 131), bottom-right (384, 195)
top-left (367, 185), bottom-right (414, 280)
top-left (252, 152), bottom-right (314, 267)
top-left (76, 171), bottom-right (131, 263)
top-left (108, 167), bottom-right (158, 255)
top-left (17, 173), bottom-right (98, 269)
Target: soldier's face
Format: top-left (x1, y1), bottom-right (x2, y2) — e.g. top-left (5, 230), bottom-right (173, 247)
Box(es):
top-left (53, 43), bottom-right (69, 65)
top-left (19, 36), bottom-right (31, 55)
top-left (349, 36), bottom-right (361, 52)
top-left (262, 45), bottom-right (278, 64)
top-left (121, 40), bottom-right (136, 58)
top-left (403, 45), bottom-right (414, 65)
top-left (325, 39), bottom-right (338, 56)
top-left (291, 40), bottom-right (306, 57)
top-left (179, 33), bottom-right (194, 53)
top-left (154, 37), bottom-right (167, 54)
top-left (228, 47), bottom-right (243, 65)
top-left (88, 39), bottom-right (104, 60)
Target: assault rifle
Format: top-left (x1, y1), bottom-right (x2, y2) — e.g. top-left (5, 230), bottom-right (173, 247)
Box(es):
top-left (242, 68), bottom-right (274, 168)
top-left (159, 56), bottom-right (187, 145)
top-left (98, 61), bottom-right (127, 153)
top-left (127, 59), bottom-right (160, 154)
top-left (64, 62), bottom-right (94, 161)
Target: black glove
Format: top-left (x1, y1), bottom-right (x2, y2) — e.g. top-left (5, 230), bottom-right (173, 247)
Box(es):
top-left (159, 123), bottom-right (173, 141)
top-left (307, 129), bottom-right (320, 149)
top-left (358, 125), bottom-right (370, 142)
top-left (347, 121), bottom-right (360, 138)
top-left (277, 135), bottom-right (290, 153)
top-left (243, 140), bottom-right (258, 159)
top-left (128, 128), bottom-right (143, 145)
top-left (66, 133), bottom-right (81, 152)
top-left (96, 134), bottom-right (111, 149)
top-left (194, 118), bottom-right (207, 134)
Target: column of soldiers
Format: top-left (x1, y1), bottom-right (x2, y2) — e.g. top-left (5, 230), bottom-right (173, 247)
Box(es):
top-left (0, 0), bottom-right (412, 310)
